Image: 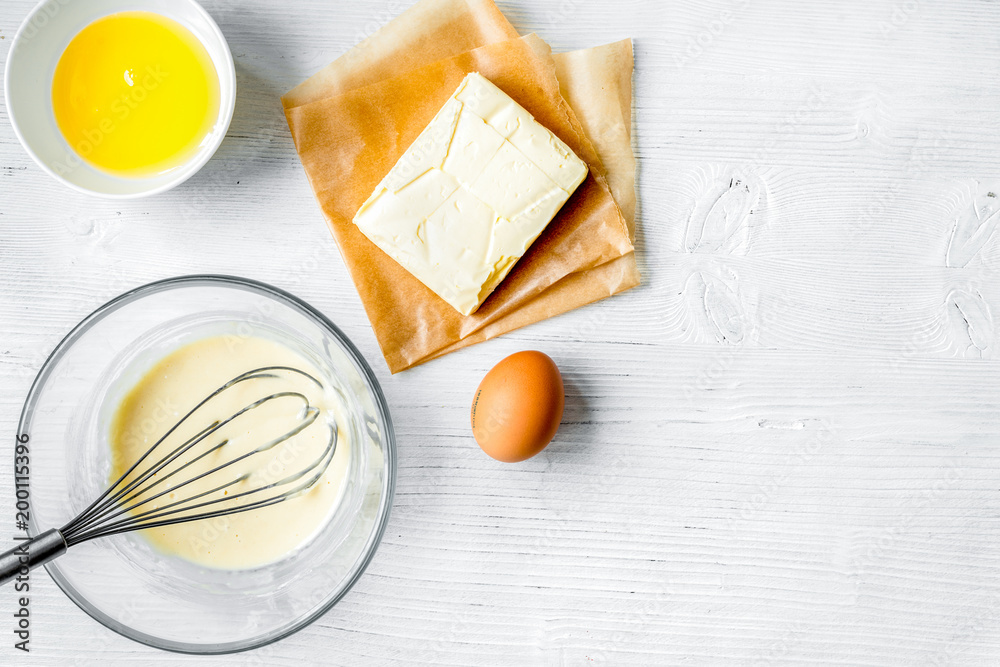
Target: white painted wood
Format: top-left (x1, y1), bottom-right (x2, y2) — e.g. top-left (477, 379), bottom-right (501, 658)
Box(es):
top-left (3, 0), bottom-right (1000, 664)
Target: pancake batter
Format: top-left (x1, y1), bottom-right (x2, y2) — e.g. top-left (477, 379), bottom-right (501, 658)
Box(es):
top-left (108, 334), bottom-right (351, 569)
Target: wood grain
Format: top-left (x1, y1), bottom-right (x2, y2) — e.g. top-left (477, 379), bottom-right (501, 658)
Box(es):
top-left (3, 0), bottom-right (1000, 664)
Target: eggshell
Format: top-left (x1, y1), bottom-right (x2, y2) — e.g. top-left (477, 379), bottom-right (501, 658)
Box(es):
top-left (470, 351), bottom-right (564, 462)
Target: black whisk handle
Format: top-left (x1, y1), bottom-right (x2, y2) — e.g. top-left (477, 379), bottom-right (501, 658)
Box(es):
top-left (0, 529), bottom-right (67, 587)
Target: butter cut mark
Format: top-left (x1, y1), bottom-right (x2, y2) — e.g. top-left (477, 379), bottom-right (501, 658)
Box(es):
top-left (384, 97), bottom-right (463, 193)
top-left (355, 168), bottom-right (460, 235)
top-left (455, 75), bottom-right (512, 125)
top-left (508, 120), bottom-right (582, 192)
top-left (469, 142), bottom-right (562, 221)
top-left (421, 187), bottom-right (500, 314)
top-left (457, 75), bottom-right (586, 193)
top-left (442, 108), bottom-right (506, 187)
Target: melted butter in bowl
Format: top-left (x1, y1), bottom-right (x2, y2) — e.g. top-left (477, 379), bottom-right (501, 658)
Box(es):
top-left (51, 11), bottom-right (221, 178)
top-left (109, 335), bottom-right (352, 570)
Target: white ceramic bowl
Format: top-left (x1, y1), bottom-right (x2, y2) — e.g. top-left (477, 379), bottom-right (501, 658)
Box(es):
top-left (4, 0), bottom-right (237, 198)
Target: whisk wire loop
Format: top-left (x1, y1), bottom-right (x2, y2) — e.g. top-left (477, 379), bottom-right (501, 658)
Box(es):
top-left (59, 366), bottom-right (334, 547)
top-left (67, 392), bottom-right (317, 541)
top-left (71, 421), bottom-right (338, 545)
top-left (0, 366), bottom-right (339, 586)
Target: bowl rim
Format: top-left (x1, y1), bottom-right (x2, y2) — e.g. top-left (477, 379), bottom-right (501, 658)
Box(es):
top-left (3, 0), bottom-right (238, 200)
top-left (17, 274), bottom-right (397, 654)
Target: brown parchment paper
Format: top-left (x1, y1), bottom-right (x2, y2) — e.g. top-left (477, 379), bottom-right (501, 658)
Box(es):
top-left (282, 0), bottom-right (518, 108)
top-left (283, 0), bottom-right (640, 371)
top-left (554, 40), bottom-right (637, 240)
top-left (285, 33), bottom-right (633, 372)
top-left (416, 39), bottom-right (639, 365)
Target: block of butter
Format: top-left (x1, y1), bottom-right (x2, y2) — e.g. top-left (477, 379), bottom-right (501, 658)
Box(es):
top-left (353, 72), bottom-right (589, 316)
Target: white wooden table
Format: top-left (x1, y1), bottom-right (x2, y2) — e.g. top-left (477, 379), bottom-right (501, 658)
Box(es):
top-left (3, 0), bottom-right (1000, 664)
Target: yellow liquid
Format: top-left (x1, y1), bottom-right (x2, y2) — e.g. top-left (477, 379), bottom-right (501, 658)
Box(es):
top-left (51, 11), bottom-right (220, 178)
top-left (108, 336), bottom-right (352, 569)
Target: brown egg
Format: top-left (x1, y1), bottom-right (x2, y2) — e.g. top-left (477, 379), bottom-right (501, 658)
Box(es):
top-left (470, 351), bottom-right (565, 462)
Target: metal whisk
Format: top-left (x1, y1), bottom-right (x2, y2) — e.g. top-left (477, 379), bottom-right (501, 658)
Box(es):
top-left (0, 366), bottom-right (337, 586)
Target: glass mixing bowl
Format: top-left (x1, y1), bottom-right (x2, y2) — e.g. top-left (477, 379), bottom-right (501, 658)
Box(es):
top-left (17, 275), bottom-right (396, 653)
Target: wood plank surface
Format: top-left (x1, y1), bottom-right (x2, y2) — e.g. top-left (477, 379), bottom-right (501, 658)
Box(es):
top-left (2, 0), bottom-right (1000, 664)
